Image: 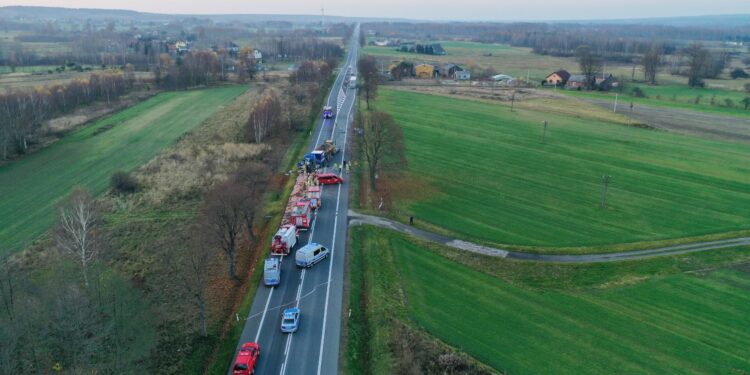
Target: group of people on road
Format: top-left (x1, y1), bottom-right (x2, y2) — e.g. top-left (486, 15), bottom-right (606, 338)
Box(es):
top-left (332, 160), bottom-right (352, 174)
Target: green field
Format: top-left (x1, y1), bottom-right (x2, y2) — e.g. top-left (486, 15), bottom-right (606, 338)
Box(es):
top-left (561, 83), bottom-right (750, 118)
top-left (374, 88), bottom-right (750, 249)
top-left (0, 85), bottom-right (247, 253)
top-left (349, 226), bottom-right (750, 374)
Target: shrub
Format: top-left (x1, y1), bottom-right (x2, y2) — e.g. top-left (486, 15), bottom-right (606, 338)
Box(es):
top-left (631, 87), bottom-right (647, 98)
top-left (724, 98), bottom-right (735, 108)
top-left (110, 171), bottom-right (139, 194)
top-left (730, 68), bottom-right (749, 79)
top-left (745, 83), bottom-right (750, 93)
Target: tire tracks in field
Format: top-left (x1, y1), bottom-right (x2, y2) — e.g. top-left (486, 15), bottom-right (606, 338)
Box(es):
top-left (348, 211), bottom-right (750, 263)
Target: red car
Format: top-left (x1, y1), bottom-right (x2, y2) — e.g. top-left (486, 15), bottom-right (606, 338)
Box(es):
top-left (233, 342), bottom-right (260, 375)
top-left (317, 173), bottom-right (344, 185)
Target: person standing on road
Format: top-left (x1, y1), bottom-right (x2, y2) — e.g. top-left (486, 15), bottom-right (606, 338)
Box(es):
top-left (333, 162), bottom-right (339, 172)
top-left (346, 163), bottom-right (351, 174)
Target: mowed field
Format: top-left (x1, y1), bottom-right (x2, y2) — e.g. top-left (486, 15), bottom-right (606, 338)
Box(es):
top-left (381, 229), bottom-right (750, 374)
top-left (375, 88), bottom-right (750, 248)
top-left (0, 85), bottom-right (247, 253)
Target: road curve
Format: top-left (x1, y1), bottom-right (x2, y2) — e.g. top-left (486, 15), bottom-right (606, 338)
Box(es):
top-left (348, 211), bottom-right (750, 263)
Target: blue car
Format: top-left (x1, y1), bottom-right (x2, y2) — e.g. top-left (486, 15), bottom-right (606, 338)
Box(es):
top-left (281, 308), bottom-right (300, 333)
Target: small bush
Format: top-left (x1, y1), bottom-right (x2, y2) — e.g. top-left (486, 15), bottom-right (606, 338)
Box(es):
top-left (110, 171), bottom-right (139, 194)
top-left (745, 83), bottom-right (750, 93)
top-left (631, 87), bottom-right (647, 98)
top-left (730, 68), bottom-right (749, 79)
top-left (724, 98), bottom-right (735, 108)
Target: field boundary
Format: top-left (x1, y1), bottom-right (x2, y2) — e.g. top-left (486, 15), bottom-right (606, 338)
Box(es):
top-left (349, 211), bottom-right (750, 262)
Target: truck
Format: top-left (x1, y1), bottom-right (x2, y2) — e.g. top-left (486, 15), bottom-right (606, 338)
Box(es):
top-left (349, 75), bottom-right (357, 88)
top-left (289, 200), bottom-right (312, 230)
top-left (323, 106), bottom-right (334, 119)
top-left (304, 140), bottom-right (338, 168)
top-left (271, 224), bottom-right (298, 255)
top-left (306, 185), bottom-right (322, 209)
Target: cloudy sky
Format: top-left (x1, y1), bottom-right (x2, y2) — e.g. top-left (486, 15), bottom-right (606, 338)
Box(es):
top-left (3, 0), bottom-right (749, 21)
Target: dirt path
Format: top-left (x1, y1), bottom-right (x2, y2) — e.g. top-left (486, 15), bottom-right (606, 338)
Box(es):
top-left (349, 211), bottom-right (750, 263)
top-left (583, 98), bottom-right (750, 142)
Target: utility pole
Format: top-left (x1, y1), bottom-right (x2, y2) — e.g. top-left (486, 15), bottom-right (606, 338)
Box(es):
top-left (510, 91), bottom-right (516, 112)
top-left (613, 93), bottom-right (618, 112)
top-left (601, 175), bottom-right (611, 208)
top-left (542, 120), bottom-right (548, 143)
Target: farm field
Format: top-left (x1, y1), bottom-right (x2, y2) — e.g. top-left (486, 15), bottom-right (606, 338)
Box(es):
top-left (348, 226), bottom-right (750, 374)
top-left (0, 85), bottom-right (247, 254)
top-left (561, 84), bottom-right (750, 118)
top-left (374, 88), bottom-right (750, 249)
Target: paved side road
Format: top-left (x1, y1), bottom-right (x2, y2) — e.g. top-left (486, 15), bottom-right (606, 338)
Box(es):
top-left (349, 211), bottom-right (750, 263)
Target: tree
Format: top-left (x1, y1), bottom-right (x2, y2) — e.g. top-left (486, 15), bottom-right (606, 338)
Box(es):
top-left (684, 43), bottom-right (710, 87)
top-left (164, 227), bottom-right (213, 337)
top-left (359, 111), bottom-right (406, 191)
top-left (55, 187), bottom-right (100, 288)
top-left (246, 90), bottom-right (281, 143)
top-left (203, 180), bottom-right (251, 279)
top-left (358, 55), bottom-right (379, 110)
top-left (642, 46), bottom-right (661, 84)
top-left (741, 97), bottom-right (750, 110)
top-left (576, 45), bottom-right (600, 89)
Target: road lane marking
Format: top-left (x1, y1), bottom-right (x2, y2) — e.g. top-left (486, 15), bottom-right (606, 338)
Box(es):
top-left (317, 55), bottom-right (356, 375)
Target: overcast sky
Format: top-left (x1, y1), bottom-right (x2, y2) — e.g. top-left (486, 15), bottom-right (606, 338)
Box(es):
top-left (3, 0), bottom-right (750, 21)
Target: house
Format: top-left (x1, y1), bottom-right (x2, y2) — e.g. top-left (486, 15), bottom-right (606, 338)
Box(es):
top-left (565, 75), bottom-right (589, 90)
top-left (174, 40), bottom-right (190, 54)
top-left (595, 74), bottom-right (619, 91)
top-left (444, 64), bottom-right (463, 78)
top-left (544, 70), bottom-right (570, 86)
top-left (431, 43), bottom-right (447, 55)
top-left (415, 64), bottom-right (439, 79)
top-left (455, 70), bottom-right (471, 80)
top-left (443, 64), bottom-right (470, 80)
top-left (253, 49), bottom-right (263, 64)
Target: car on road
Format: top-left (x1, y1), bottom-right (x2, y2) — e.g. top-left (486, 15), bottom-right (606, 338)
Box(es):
top-left (233, 342), bottom-right (260, 375)
top-left (295, 243), bottom-right (330, 268)
top-left (263, 258), bottom-right (281, 286)
top-left (281, 307), bottom-right (301, 333)
top-left (317, 173), bottom-right (344, 185)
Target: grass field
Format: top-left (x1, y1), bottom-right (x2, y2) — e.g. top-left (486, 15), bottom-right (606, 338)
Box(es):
top-left (0, 85), bottom-right (247, 254)
top-left (348, 226), bottom-right (750, 374)
top-left (374, 88), bottom-right (750, 249)
top-left (561, 83), bottom-right (750, 118)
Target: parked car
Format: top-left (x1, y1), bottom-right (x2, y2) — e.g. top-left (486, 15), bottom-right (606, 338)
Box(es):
top-left (263, 258), bottom-right (281, 286)
top-left (295, 243), bottom-right (330, 268)
top-left (281, 307), bottom-right (301, 333)
top-left (316, 173), bottom-right (344, 185)
top-left (232, 342), bottom-right (260, 375)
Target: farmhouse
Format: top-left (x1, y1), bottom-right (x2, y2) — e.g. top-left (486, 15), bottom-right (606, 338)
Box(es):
top-left (595, 74), bottom-right (619, 91)
top-left (544, 70), bottom-right (570, 86)
top-left (455, 70), bottom-right (471, 80)
top-left (415, 64), bottom-right (440, 78)
top-left (566, 75), bottom-right (589, 90)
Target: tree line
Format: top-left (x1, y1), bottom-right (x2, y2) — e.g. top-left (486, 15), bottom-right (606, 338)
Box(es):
top-left (0, 72), bottom-right (130, 159)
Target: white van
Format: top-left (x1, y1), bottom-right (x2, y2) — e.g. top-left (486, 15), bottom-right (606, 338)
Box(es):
top-left (295, 243), bottom-right (329, 268)
top-left (264, 258), bottom-right (281, 286)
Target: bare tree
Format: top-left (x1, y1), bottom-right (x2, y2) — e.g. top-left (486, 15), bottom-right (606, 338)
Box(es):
top-left (576, 45), bottom-right (600, 89)
top-left (642, 46), bottom-right (662, 85)
top-left (165, 228), bottom-right (213, 337)
top-left (360, 111), bottom-right (406, 191)
top-left (203, 180), bottom-right (250, 279)
top-left (358, 55), bottom-right (379, 109)
top-left (684, 43), bottom-right (710, 87)
top-left (246, 90), bottom-right (281, 143)
top-left (55, 188), bottom-right (100, 287)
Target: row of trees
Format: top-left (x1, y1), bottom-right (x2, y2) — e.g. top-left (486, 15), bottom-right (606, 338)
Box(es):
top-left (0, 72), bottom-right (130, 159)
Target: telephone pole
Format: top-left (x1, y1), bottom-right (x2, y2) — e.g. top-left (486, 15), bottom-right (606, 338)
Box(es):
top-left (542, 120), bottom-right (548, 143)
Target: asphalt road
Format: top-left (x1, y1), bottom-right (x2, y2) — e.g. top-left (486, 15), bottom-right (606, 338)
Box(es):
top-left (349, 211), bottom-right (750, 263)
top-left (229, 27), bottom-right (359, 375)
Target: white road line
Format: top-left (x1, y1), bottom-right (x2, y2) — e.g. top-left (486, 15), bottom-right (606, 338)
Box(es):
top-left (316, 64), bottom-right (356, 375)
